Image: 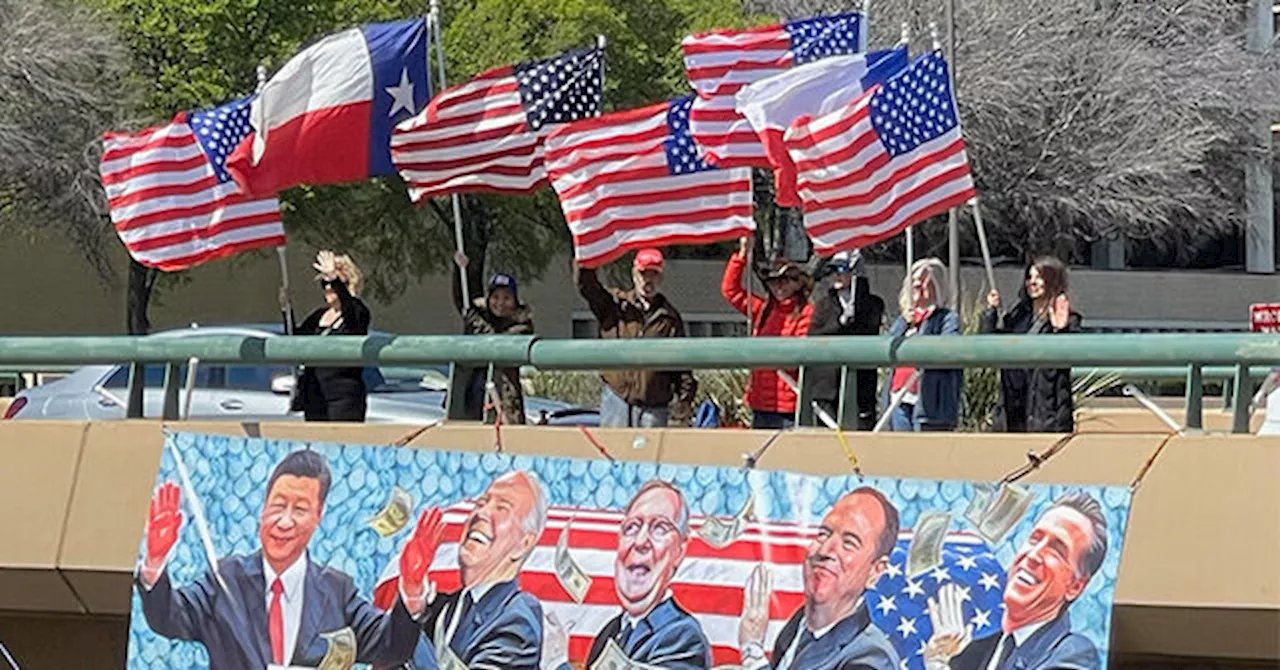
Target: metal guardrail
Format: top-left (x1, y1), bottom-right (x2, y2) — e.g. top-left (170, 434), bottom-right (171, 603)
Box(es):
top-left (0, 333), bottom-right (1276, 431)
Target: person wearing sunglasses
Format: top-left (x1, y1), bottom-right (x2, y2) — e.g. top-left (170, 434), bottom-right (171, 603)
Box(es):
top-left (722, 235), bottom-right (815, 429)
top-left (287, 250), bottom-right (372, 422)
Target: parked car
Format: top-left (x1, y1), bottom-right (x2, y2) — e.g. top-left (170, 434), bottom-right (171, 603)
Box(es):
top-left (3, 325), bottom-right (598, 425)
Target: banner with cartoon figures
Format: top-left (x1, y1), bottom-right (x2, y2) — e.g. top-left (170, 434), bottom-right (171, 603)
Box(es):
top-left (128, 432), bottom-right (1133, 670)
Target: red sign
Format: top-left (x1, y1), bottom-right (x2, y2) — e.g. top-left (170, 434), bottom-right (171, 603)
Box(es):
top-left (1252, 303), bottom-right (1280, 332)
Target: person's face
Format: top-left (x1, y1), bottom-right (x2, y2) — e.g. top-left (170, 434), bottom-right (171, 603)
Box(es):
top-left (831, 269), bottom-right (853, 291)
top-left (911, 269), bottom-right (936, 307)
top-left (260, 475), bottom-right (323, 570)
top-left (321, 280), bottom-right (339, 308)
top-left (615, 487), bottom-right (687, 617)
top-left (459, 474), bottom-right (538, 587)
top-left (633, 267), bottom-right (663, 299)
top-left (1003, 507), bottom-right (1093, 630)
top-left (1026, 266), bottom-right (1046, 300)
top-left (803, 493), bottom-right (889, 612)
top-left (767, 272), bottom-right (802, 300)
top-left (488, 288), bottom-right (516, 318)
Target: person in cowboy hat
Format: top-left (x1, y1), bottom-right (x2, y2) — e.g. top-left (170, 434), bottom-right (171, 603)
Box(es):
top-left (805, 249), bottom-right (885, 430)
top-left (721, 235), bottom-right (815, 429)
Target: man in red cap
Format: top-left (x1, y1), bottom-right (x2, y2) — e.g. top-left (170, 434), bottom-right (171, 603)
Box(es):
top-left (576, 248), bottom-right (698, 427)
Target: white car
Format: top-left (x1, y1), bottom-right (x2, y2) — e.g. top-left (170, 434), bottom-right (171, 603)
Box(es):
top-left (4, 325), bottom-right (598, 425)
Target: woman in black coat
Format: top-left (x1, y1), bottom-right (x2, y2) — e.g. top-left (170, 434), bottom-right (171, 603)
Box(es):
top-left (981, 257), bottom-right (1081, 432)
top-left (805, 250), bottom-right (884, 429)
top-left (290, 250), bottom-right (371, 422)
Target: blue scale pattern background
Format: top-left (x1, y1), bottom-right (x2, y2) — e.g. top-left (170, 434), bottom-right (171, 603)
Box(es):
top-left (127, 431), bottom-right (1131, 669)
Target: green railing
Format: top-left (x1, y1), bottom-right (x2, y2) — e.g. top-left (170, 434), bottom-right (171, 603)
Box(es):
top-left (1, 333), bottom-right (1277, 431)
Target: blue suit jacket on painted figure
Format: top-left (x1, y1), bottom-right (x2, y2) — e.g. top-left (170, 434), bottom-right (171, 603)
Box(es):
top-left (768, 602), bottom-right (900, 670)
top-left (949, 611), bottom-right (1100, 670)
top-left (411, 579), bottom-right (543, 670)
top-left (135, 551), bottom-right (420, 669)
top-left (576, 597), bottom-right (713, 670)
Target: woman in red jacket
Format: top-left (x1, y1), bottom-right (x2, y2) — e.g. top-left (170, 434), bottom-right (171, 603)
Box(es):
top-left (722, 236), bottom-right (815, 429)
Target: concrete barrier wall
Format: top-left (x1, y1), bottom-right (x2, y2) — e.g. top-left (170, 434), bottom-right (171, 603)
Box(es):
top-left (0, 421), bottom-right (1275, 666)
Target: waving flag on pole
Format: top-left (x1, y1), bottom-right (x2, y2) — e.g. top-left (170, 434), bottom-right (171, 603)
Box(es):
top-left (392, 45), bottom-right (605, 201)
top-left (681, 11), bottom-right (865, 168)
top-left (100, 97), bottom-right (285, 271)
top-left (785, 50), bottom-right (976, 255)
top-left (736, 46), bottom-right (908, 207)
top-left (225, 18), bottom-right (430, 196)
top-left (544, 96), bottom-right (754, 268)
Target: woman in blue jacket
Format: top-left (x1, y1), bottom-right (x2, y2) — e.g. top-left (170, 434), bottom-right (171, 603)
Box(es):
top-left (880, 258), bottom-right (962, 431)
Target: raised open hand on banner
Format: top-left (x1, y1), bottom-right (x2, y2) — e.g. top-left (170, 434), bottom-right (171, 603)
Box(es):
top-left (1051, 294), bottom-right (1071, 330)
top-left (924, 583), bottom-right (973, 664)
top-left (738, 562), bottom-right (773, 649)
top-left (142, 481), bottom-right (183, 584)
top-left (313, 250), bottom-right (338, 280)
top-left (400, 507), bottom-right (445, 606)
top-left (541, 611), bottom-right (575, 668)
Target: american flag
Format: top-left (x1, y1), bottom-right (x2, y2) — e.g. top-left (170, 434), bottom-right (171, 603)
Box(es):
top-left (784, 50), bottom-right (976, 255)
top-left (100, 97), bottom-right (286, 271)
top-left (373, 503), bottom-right (1006, 669)
top-left (682, 12), bottom-right (865, 168)
top-left (391, 46), bottom-right (605, 201)
top-left (543, 96), bottom-right (754, 268)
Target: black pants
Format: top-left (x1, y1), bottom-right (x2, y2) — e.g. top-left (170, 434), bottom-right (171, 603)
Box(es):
top-left (301, 372), bottom-right (367, 422)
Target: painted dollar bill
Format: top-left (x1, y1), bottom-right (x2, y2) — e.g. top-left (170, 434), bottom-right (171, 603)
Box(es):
top-left (976, 483), bottom-right (1034, 545)
top-left (317, 627), bottom-right (356, 670)
top-left (555, 516), bottom-right (592, 603)
top-left (906, 510), bottom-right (952, 576)
top-left (697, 492), bottom-right (755, 548)
top-left (368, 486), bottom-right (413, 537)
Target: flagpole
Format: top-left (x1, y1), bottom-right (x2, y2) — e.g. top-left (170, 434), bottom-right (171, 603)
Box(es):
top-left (429, 0), bottom-right (471, 306)
top-left (971, 196), bottom-right (996, 290)
top-left (256, 63), bottom-right (296, 335)
top-left (899, 22), bottom-right (914, 272)
top-left (932, 19), bottom-right (961, 311)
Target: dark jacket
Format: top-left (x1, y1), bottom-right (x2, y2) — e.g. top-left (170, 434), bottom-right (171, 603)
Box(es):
top-left (766, 602), bottom-right (900, 670)
top-left (136, 552), bottom-right (419, 669)
top-left (577, 266), bottom-right (698, 424)
top-left (290, 278), bottom-right (371, 416)
top-left (411, 580), bottom-right (543, 670)
top-left (1025, 312), bottom-right (1083, 433)
top-left (950, 610), bottom-right (1100, 670)
top-left (578, 597), bottom-right (712, 670)
top-left (881, 308), bottom-right (963, 430)
top-left (979, 297), bottom-right (1035, 432)
top-left (806, 275), bottom-right (885, 428)
top-left (452, 272), bottom-right (533, 424)
top-left (721, 253), bottom-right (814, 414)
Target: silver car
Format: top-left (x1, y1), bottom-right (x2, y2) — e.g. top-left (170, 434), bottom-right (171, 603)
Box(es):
top-left (4, 325), bottom-right (598, 425)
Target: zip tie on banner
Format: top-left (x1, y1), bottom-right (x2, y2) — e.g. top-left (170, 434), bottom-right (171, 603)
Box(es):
top-left (1130, 432), bottom-right (1179, 492)
top-left (835, 424), bottom-right (863, 479)
top-left (1000, 432), bottom-right (1077, 484)
top-left (742, 429), bottom-right (783, 470)
top-left (392, 421), bottom-right (440, 448)
top-left (577, 425), bottom-right (616, 462)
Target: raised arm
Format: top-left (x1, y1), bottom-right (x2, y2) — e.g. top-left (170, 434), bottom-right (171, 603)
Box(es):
top-left (721, 241), bottom-right (765, 320)
top-left (576, 263), bottom-right (619, 331)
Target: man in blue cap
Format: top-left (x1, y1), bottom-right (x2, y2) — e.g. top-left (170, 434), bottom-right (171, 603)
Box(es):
top-left (805, 250), bottom-right (885, 429)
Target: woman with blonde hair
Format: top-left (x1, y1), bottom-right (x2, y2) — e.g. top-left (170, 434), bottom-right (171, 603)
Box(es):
top-left (288, 250), bottom-right (372, 422)
top-left (879, 257), bottom-right (962, 431)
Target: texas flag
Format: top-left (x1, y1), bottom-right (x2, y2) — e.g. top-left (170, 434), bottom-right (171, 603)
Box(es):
top-left (735, 45), bottom-right (908, 207)
top-left (226, 18), bottom-right (431, 196)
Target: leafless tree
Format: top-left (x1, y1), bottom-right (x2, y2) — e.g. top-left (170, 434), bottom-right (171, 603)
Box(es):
top-left (0, 0), bottom-right (135, 282)
top-left (752, 0), bottom-right (1280, 262)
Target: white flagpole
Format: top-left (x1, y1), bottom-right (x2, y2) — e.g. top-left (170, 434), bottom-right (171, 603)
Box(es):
top-left (256, 63), bottom-right (295, 335)
top-left (970, 196), bottom-right (996, 290)
top-left (429, 0), bottom-right (471, 306)
top-left (900, 22), bottom-right (915, 272)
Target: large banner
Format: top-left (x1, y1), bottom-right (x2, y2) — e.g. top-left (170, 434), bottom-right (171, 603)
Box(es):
top-left (128, 432), bottom-right (1133, 670)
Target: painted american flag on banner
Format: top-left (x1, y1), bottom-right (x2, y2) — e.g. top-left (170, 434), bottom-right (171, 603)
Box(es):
top-left (784, 50), bottom-right (976, 255)
top-left (373, 502), bottom-right (1006, 668)
top-left (682, 12), bottom-right (865, 168)
top-left (544, 96), bottom-right (754, 268)
top-left (391, 46), bottom-right (605, 201)
top-left (100, 97), bottom-right (285, 272)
